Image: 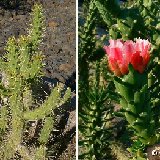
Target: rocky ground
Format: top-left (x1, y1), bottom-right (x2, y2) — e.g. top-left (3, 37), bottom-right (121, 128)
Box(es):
top-left (0, 0), bottom-right (76, 159)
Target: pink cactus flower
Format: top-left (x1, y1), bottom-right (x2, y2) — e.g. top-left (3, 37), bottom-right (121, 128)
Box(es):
top-left (103, 39), bottom-right (151, 76)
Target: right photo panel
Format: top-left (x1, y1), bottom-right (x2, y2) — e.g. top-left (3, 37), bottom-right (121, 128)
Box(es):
top-left (78, 0), bottom-right (160, 159)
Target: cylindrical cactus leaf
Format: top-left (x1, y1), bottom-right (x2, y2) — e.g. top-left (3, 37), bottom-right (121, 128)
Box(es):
top-left (23, 86), bottom-right (61, 120)
top-left (114, 77), bottom-right (133, 102)
top-left (34, 145), bottom-right (46, 160)
top-left (120, 98), bottom-right (128, 109)
top-left (125, 111), bottom-right (137, 124)
top-left (38, 117), bottom-right (54, 144)
top-left (109, 27), bottom-right (119, 39)
top-left (114, 63), bottom-right (157, 146)
top-left (0, 106), bottom-right (8, 131)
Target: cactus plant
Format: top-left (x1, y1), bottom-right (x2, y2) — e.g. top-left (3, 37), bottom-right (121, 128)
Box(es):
top-left (79, 0), bottom-right (120, 159)
top-left (96, 0), bottom-right (160, 158)
top-left (0, 4), bottom-right (71, 159)
top-left (79, 0), bottom-right (160, 159)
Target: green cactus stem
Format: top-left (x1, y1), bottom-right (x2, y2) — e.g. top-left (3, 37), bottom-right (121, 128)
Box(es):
top-left (0, 4), bottom-right (71, 160)
top-left (114, 64), bottom-right (158, 156)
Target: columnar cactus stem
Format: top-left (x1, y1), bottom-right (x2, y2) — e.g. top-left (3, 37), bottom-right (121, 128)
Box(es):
top-left (114, 65), bottom-right (157, 146)
top-left (0, 4), bottom-right (71, 159)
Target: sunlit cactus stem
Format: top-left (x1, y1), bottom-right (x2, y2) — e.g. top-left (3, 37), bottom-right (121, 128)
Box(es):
top-left (114, 65), bottom-right (157, 146)
top-left (0, 4), bottom-right (71, 160)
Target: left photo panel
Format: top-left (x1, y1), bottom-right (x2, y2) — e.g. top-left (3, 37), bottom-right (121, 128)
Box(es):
top-left (0, 0), bottom-right (76, 159)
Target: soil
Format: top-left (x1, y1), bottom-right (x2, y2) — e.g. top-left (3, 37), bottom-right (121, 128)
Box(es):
top-left (0, 0), bottom-right (76, 159)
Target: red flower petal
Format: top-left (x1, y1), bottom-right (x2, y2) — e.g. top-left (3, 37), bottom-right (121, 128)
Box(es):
top-left (130, 52), bottom-right (144, 73)
top-left (123, 40), bottom-right (135, 64)
top-left (104, 39), bottom-right (150, 76)
top-left (108, 59), bottom-right (122, 76)
top-left (118, 62), bottom-right (129, 75)
top-left (110, 47), bottom-right (123, 61)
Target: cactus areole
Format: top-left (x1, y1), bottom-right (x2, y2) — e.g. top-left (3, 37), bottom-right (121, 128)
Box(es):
top-left (104, 39), bottom-right (150, 76)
